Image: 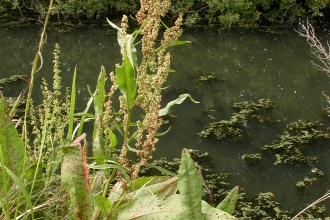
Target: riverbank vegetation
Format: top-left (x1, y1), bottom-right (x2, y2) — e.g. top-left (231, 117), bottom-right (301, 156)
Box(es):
top-left (2, 0), bottom-right (330, 219)
top-left (0, 0), bottom-right (240, 219)
top-left (1, 0), bottom-right (330, 28)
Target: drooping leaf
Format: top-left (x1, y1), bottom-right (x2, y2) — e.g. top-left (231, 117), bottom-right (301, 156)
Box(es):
top-left (0, 95), bottom-right (25, 188)
top-left (217, 186), bottom-right (240, 214)
top-left (146, 164), bottom-right (178, 176)
top-left (93, 67), bottom-right (106, 164)
top-left (154, 40), bottom-right (192, 53)
top-left (159, 94), bottom-right (200, 117)
top-left (106, 18), bottom-right (123, 47)
top-left (155, 126), bottom-right (171, 137)
top-left (116, 54), bottom-right (137, 109)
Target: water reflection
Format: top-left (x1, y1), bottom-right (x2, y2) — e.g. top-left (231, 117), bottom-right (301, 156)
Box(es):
top-left (1, 25), bottom-right (330, 212)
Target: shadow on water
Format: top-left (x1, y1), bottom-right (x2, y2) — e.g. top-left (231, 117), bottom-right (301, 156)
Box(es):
top-left (1, 25), bottom-right (330, 212)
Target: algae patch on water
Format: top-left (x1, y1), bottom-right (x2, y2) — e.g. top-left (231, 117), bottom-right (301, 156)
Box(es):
top-left (262, 119), bottom-right (329, 165)
top-left (198, 99), bottom-right (280, 140)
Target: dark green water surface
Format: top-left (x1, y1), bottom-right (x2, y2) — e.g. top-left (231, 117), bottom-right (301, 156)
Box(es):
top-left (1, 25), bottom-right (330, 212)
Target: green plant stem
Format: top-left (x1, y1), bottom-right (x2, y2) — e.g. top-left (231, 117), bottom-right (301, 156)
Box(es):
top-left (94, 168), bottom-right (117, 219)
top-left (103, 169), bottom-right (117, 197)
top-left (123, 109), bottom-right (132, 148)
top-left (22, 0), bottom-right (53, 149)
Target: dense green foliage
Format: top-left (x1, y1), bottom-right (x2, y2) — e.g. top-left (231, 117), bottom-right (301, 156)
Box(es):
top-left (1, 0), bottom-right (330, 28)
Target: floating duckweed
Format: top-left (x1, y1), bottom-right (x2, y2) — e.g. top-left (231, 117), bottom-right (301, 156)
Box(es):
top-left (199, 72), bottom-right (216, 81)
top-left (242, 153), bottom-right (262, 164)
top-left (199, 99), bottom-right (280, 140)
top-left (311, 167), bottom-right (325, 177)
top-left (295, 177), bottom-right (317, 190)
top-left (263, 119), bottom-right (329, 165)
top-left (0, 75), bottom-right (27, 86)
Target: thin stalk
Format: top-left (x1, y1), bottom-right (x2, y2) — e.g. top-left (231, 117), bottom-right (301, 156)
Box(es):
top-left (22, 0), bottom-right (54, 168)
top-left (94, 168), bottom-right (117, 219)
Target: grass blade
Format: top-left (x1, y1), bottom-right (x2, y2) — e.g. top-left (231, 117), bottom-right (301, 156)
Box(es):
top-left (67, 65), bottom-right (77, 140)
top-left (4, 165), bottom-right (34, 219)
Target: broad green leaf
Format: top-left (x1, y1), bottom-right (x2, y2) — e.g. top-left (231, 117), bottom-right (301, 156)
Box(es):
top-left (95, 195), bottom-right (111, 214)
top-left (109, 149), bottom-right (237, 219)
top-left (0, 96), bottom-right (25, 188)
top-left (202, 200), bottom-right (237, 219)
top-left (159, 94), bottom-right (200, 117)
top-left (93, 67), bottom-right (106, 164)
top-left (61, 145), bottom-right (93, 219)
top-left (109, 194), bottom-right (183, 219)
top-left (116, 54), bottom-right (137, 109)
top-left (217, 186), bottom-right (240, 214)
top-left (177, 148), bottom-right (204, 219)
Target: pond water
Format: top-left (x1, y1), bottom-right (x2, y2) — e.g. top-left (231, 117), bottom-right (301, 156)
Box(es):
top-left (1, 24), bottom-right (330, 213)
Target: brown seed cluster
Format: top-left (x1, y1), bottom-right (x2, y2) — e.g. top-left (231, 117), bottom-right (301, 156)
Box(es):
top-left (114, 0), bottom-right (183, 179)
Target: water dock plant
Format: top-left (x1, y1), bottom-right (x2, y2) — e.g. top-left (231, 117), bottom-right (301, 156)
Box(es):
top-left (0, 0), bottom-right (239, 219)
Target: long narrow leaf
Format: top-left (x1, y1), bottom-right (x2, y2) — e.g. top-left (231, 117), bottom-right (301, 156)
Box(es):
top-left (93, 67), bottom-right (106, 164)
top-left (159, 94), bottom-right (200, 117)
top-left (115, 54), bottom-right (137, 109)
top-left (4, 165), bottom-right (34, 219)
top-left (67, 65), bottom-right (77, 140)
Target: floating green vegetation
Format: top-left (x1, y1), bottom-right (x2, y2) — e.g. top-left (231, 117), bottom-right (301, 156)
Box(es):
top-left (139, 149), bottom-right (329, 219)
top-left (0, 75), bottom-right (27, 86)
top-left (242, 153), bottom-right (262, 164)
top-left (199, 99), bottom-right (280, 140)
top-left (296, 177), bottom-right (317, 190)
top-left (262, 119), bottom-right (329, 165)
top-left (234, 192), bottom-right (328, 219)
top-left (198, 72), bottom-right (217, 81)
top-left (311, 167), bottom-right (325, 177)
top-left (234, 192), bottom-right (293, 219)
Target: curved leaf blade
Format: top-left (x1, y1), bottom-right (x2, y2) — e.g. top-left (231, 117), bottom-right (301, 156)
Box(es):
top-left (159, 94), bottom-right (200, 117)
top-left (217, 186), bottom-right (240, 214)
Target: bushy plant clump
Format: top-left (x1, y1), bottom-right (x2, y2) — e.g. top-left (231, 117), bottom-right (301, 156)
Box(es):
top-left (1, 0), bottom-right (329, 28)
